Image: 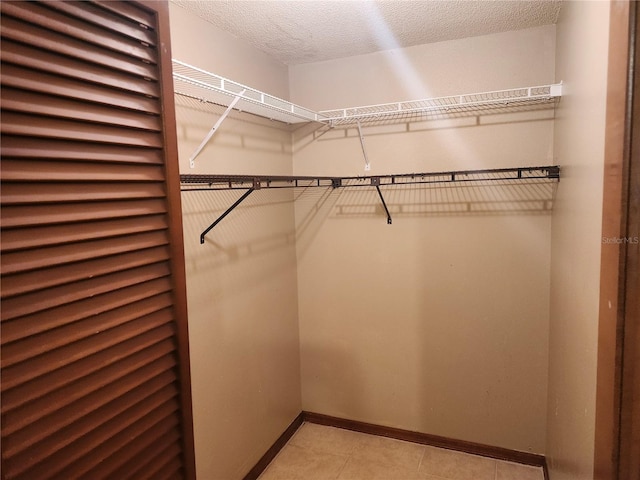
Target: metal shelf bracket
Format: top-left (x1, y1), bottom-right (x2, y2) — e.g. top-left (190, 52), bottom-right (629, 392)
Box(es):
top-left (199, 188), bottom-right (254, 244)
top-left (189, 89), bottom-right (246, 168)
top-left (356, 121), bottom-right (371, 171)
top-left (371, 177), bottom-right (392, 224)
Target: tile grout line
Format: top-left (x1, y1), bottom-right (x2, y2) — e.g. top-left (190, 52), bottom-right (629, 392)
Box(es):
top-left (333, 453), bottom-right (351, 480)
top-left (416, 445), bottom-right (427, 474)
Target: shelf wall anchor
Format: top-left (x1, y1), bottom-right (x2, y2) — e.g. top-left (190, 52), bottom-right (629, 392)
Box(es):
top-left (200, 188), bottom-right (254, 244)
top-left (356, 120), bottom-right (371, 171)
top-left (189, 89), bottom-right (246, 168)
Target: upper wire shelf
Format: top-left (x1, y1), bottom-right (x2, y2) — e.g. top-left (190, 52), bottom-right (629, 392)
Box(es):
top-left (173, 59), bottom-right (562, 128)
top-left (319, 84), bottom-right (563, 126)
top-left (172, 59), bottom-right (327, 124)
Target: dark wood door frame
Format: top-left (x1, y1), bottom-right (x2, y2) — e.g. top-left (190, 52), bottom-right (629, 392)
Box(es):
top-left (617, 2), bottom-right (640, 477)
top-left (595, 1), bottom-right (639, 479)
top-left (143, 2), bottom-right (197, 477)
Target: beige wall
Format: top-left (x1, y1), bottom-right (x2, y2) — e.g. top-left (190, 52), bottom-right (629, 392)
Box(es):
top-left (169, 3), bottom-right (289, 99)
top-left (546, 2), bottom-right (610, 479)
top-left (291, 26), bottom-right (556, 454)
top-left (290, 25), bottom-right (557, 177)
top-left (170, 2), bottom-right (615, 470)
top-left (169, 4), bottom-right (301, 479)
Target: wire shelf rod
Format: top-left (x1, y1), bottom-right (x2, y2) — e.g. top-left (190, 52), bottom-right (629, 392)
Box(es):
top-left (180, 166), bottom-right (560, 191)
top-left (187, 166), bottom-right (560, 240)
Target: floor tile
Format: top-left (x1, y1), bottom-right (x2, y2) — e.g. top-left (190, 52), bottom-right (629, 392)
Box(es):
top-left (419, 446), bottom-right (496, 480)
top-left (258, 423), bottom-right (542, 480)
top-left (289, 423), bottom-right (361, 456)
top-left (496, 460), bottom-right (544, 480)
top-left (337, 456), bottom-right (424, 480)
top-left (350, 433), bottom-right (425, 470)
top-left (258, 444), bottom-right (348, 480)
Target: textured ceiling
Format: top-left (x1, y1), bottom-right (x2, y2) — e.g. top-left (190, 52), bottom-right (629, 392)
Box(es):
top-left (171, 0), bottom-right (562, 65)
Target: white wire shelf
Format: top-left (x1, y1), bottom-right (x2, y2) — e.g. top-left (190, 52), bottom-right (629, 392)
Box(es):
top-left (172, 59), bottom-right (327, 124)
top-left (319, 84), bottom-right (562, 126)
top-left (172, 58), bottom-right (562, 129)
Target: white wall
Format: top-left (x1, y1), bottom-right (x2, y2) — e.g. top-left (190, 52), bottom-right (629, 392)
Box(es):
top-left (546, 2), bottom-right (610, 479)
top-left (169, 4), bottom-right (301, 479)
top-left (290, 26), bottom-right (556, 454)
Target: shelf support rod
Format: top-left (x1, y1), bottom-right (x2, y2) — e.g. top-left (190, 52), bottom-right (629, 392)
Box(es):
top-left (375, 185), bottom-right (392, 225)
top-left (356, 121), bottom-right (371, 171)
top-left (190, 89), bottom-right (246, 168)
top-left (200, 188), bottom-right (254, 244)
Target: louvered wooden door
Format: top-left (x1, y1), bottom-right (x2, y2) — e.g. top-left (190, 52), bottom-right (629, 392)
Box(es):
top-left (0, 1), bottom-right (196, 479)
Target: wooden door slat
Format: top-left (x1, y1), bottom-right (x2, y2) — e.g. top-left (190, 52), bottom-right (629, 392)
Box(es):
top-left (44, 2), bottom-right (157, 47)
top-left (92, 1), bottom-right (157, 31)
top-left (1, 199), bottom-right (167, 229)
top-left (0, 216), bottom-right (168, 253)
top-left (1, 230), bottom-right (169, 277)
top-left (2, 308), bottom-right (174, 390)
top-left (110, 431), bottom-right (181, 480)
top-left (1, 245), bottom-right (170, 300)
top-left (148, 454), bottom-right (184, 480)
top-left (0, 136), bottom-right (163, 164)
top-left (1, 112), bottom-right (162, 147)
top-left (1, 63), bottom-right (160, 114)
top-left (1, 182), bottom-right (166, 205)
top-left (1, 324), bottom-right (176, 413)
top-left (2, 348), bottom-right (176, 431)
top-left (2, 293), bottom-right (173, 369)
top-left (0, 87), bottom-right (160, 127)
top-left (0, 40), bottom-right (159, 97)
top-left (1, 88), bottom-right (162, 131)
top-left (0, 15), bottom-right (158, 81)
top-left (1, 262), bottom-right (171, 322)
top-left (0, 279), bottom-right (173, 344)
top-left (59, 402), bottom-right (181, 480)
top-left (8, 395), bottom-right (179, 479)
top-left (3, 369), bottom-right (177, 459)
top-left (1, 158), bottom-right (165, 183)
top-left (55, 406), bottom-right (181, 480)
top-left (1, 2), bottom-right (157, 64)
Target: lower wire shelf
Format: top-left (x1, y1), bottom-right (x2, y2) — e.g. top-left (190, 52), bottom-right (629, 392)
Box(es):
top-left (181, 165), bottom-right (560, 243)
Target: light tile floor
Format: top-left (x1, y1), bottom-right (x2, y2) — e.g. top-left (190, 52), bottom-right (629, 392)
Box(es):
top-left (258, 423), bottom-right (544, 480)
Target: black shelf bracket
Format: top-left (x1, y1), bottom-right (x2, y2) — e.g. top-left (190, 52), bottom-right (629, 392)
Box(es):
top-left (375, 185), bottom-right (392, 225)
top-left (371, 177), bottom-right (392, 224)
top-left (199, 188), bottom-right (254, 244)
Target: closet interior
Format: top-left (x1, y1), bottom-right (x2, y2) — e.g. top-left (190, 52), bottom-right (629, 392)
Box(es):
top-left (0, 1), bottom-right (629, 479)
top-left (168, 1), bottom-right (596, 478)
